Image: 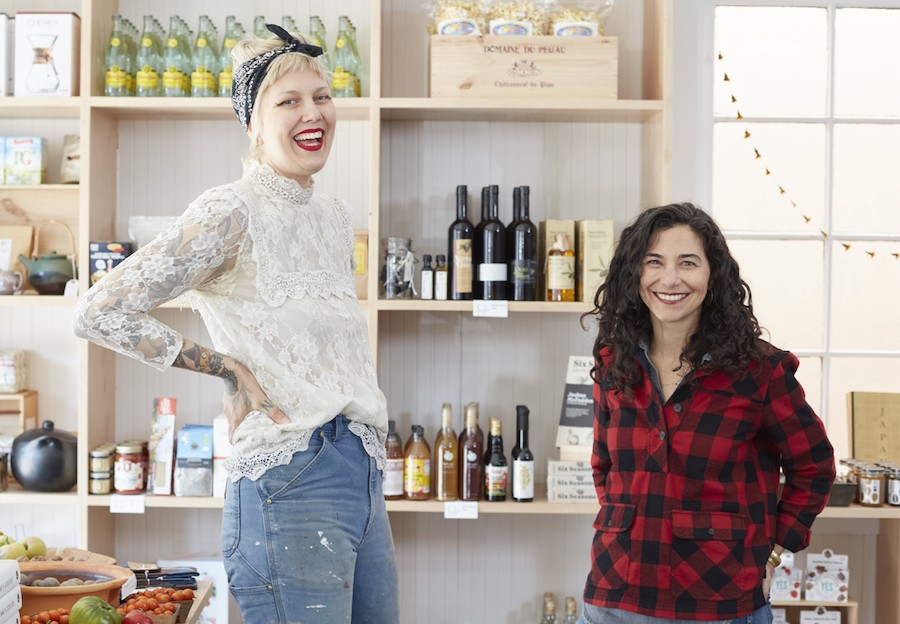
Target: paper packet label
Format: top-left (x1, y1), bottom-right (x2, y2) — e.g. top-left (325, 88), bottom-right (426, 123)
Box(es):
top-left (489, 20), bottom-right (533, 36)
top-left (438, 19), bottom-right (480, 35)
top-left (554, 22), bottom-right (599, 36)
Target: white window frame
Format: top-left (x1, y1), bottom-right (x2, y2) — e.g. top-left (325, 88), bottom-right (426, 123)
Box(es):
top-left (694, 0), bottom-right (900, 427)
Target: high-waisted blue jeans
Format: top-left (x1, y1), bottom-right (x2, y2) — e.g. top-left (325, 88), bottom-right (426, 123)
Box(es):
top-left (221, 415), bottom-right (399, 624)
top-left (578, 602), bottom-right (773, 624)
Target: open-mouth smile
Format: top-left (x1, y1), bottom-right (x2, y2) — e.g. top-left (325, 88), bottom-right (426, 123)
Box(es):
top-left (294, 129), bottom-right (324, 151)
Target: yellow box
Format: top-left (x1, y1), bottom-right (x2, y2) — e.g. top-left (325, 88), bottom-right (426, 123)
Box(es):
top-left (538, 220), bottom-right (575, 300)
top-left (354, 230), bottom-right (368, 300)
top-left (576, 219), bottom-right (615, 303)
top-left (430, 35), bottom-right (618, 99)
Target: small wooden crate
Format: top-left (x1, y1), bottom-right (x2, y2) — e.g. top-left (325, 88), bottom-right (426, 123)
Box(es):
top-left (429, 35), bottom-right (618, 99)
top-left (0, 390), bottom-right (38, 437)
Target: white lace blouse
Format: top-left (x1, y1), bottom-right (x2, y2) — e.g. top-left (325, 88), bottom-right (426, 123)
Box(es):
top-left (73, 159), bottom-right (388, 481)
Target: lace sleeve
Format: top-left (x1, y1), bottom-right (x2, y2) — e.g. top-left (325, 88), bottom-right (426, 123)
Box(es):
top-left (72, 187), bottom-right (248, 371)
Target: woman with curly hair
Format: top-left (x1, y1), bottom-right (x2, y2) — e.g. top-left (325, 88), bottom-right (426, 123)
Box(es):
top-left (578, 203), bottom-right (835, 624)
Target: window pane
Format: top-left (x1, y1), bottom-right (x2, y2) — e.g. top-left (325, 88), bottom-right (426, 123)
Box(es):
top-left (828, 357), bottom-right (900, 460)
top-left (796, 356), bottom-right (822, 417)
top-left (830, 241), bottom-right (900, 351)
top-left (835, 8), bottom-right (900, 117)
top-left (727, 240), bottom-right (824, 350)
top-left (832, 124), bottom-right (900, 234)
top-left (714, 7), bottom-right (827, 117)
top-left (712, 123), bottom-right (825, 232)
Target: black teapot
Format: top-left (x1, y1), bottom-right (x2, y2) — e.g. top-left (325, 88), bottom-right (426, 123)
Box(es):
top-left (11, 420), bottom-right (77, 492)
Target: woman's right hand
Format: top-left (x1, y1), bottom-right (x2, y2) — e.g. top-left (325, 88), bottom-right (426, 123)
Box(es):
top-left (222, 359), bottom-right (290, 443)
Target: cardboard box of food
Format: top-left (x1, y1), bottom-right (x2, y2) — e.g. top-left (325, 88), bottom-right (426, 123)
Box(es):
top-left (576, 219), bottom-right (614, 302)
top-left (14, 12), bottom-right (80, 97)
top-left (89, 242), bottom-right (134, 285)
top-left (546, 485), bottom-right (597, 503)
top-left (0, 15), bottom-right (14, 97)
top-left (538, 219), bottom-right (575, 299)
top-left (430, 35), bottom-right (617, 99)
top-left (4, 137), bottom-right (46, 184)
top-left (546, 460), bottom-right (592, 476)
top-left (150, 398), bottom-right (176, 496)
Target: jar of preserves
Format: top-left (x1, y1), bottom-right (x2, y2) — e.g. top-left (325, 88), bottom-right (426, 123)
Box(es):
top-left (124, 439), bottom-right (150, 490)
top-left (887, 465), bottom-right (900, 507)
top-left (114, 443), bottom-right (145, 495)
top-left (858, 464), bottom-right (885, 507)
top-left (90, 447), bottom-right (112, 472)
top-left (89, 471), bottom-right (112, 495)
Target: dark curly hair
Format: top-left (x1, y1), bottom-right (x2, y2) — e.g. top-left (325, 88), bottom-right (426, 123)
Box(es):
top-left (583, 203), bottom-right (764, 394)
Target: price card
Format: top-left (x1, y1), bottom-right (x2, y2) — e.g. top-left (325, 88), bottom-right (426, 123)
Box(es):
top-left (110, 493), bottom-right (146, 514)
top-left (119, 573), bottom-right (138, 601)
top-left (444, 501), bottom-right (479, 519)
top-left (473, 301), bottom-right (508, 318)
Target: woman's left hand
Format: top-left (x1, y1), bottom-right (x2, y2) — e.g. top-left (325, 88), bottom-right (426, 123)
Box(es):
top-left (762, 562), bottom-right (775, 597)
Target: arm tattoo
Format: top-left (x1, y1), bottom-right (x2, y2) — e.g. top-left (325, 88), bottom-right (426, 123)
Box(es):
top-left (172, 341), bottom-right (239, 394)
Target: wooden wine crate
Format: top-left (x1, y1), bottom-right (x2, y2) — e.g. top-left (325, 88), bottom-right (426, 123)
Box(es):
top-left (429, 35), bottom-right (618, 99)
top-left (0, 390), bottom-right (38, 437)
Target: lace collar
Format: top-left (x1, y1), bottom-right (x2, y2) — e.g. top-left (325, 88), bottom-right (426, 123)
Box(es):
top-left (243, 159), bottom-right (315, 206)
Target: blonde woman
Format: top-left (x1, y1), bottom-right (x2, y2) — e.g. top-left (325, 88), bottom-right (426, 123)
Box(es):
top-left (74, 25), bottom-right (399, 624)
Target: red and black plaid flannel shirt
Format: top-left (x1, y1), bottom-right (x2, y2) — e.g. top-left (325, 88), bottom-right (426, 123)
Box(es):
top-left (584, 342), bottom-right (835, 620)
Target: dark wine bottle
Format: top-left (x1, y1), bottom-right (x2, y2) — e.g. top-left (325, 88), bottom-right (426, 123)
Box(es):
top-left (473, 187), bottom-right (489, 299)
top-left (478, 185), bottom-right (507, 300)
top-left (506, 187), bottom-right (522, 262)
top-left (484, 417), bottom-right (508, 502)
top-left (510, 185), bottom-right (537, 301)
top-left (459, 403), bottom-right (484, 501)
top-left (448, 185), bottom-right (474, 300)
top-left (511, 405), bottom-right (534, 502)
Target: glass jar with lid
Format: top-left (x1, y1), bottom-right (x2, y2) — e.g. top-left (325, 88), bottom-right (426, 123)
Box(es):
top-left (857, 464), bottom-right (885, 506)
top-left (90, 446), bottom-right (113, 472)
top-left (90, 471), bottom-right (112, 495)
top-left (887, 464), bottom-right (900, 507)
top-left (114, 442), bottom-right (145, 495)
top-left (382, 237), bottom-right (416, 299)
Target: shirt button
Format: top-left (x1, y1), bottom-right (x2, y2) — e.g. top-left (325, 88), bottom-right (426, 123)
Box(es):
top-left (673, 403), bottom-right (683, 413)
top-left (708, 528), bottom-right (715, 536)
top-left (659, 431), bottom-right (666, 440)
top-left (691, 379), bottom-right (699, 386)
top-left (607, 520), bottom-right (612, 527)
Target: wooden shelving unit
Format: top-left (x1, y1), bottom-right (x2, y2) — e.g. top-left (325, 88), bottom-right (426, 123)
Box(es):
top-left (3, 1), bottom-right (898, 623)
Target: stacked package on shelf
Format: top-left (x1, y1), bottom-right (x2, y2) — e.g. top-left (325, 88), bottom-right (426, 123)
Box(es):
top-left (0, 560), bottom-right (22, 624)
top-left (548, 355), bottom-right (597, 503)
top-left (769, 552), bottom-right (802, 602)
top-left (149, 398), bottom-right (176, 496)
top-left (804, 549), bottom-right (849, 604)
top-left (547, 460), bottom-right (596, 503)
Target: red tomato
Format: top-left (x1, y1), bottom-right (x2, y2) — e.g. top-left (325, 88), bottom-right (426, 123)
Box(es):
top-left (59, 617), bottom-right (69, 624)
top-left (123, 609), bottom-right (153, 624)
top-left (48, 611), bottom-right (61, 622)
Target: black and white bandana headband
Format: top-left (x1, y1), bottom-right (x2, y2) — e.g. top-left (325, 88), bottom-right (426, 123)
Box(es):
top-left (231, 24), bottom-right (324, 130)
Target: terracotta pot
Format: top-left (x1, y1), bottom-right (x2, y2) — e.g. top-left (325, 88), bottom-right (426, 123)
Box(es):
top-left (19, 561), bottom-right (134, 615)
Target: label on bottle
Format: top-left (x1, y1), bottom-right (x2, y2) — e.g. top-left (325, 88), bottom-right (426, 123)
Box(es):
top-left (860, 477), bottom-right (882, 505)
top-left (225, 39), bottom-right (236, 48)
top-left (197, 38), bottom-right (207, 48)
top-left (137, 69), bottom-right (159, 88)
top-left (114, 457), bottom-right (144, 493)
top-left (167, 38), bottom-right (178, 48)
top-left (511, 259), bottom-right (537, 284)
top-left (421, 270), bottom-right (434, 300)
top-left (192, 67), bottom-right (215, 89)
top-left (333, 69), bottom-right (352, 90)
top-left (337, 39), bottom-right (346, 48)
top-left (548, 255), bottom-right (575, 290)
top-left (888, 477), bottom-right (900, 506)
top-left (453, 239), bottom-right (473, 294)
top-left (219, 67), bottom-right (233, 90)
top-left (383, 458), bottom-right (404, 497)
top-left (485, 465), bottom-right (508, 497)
top-left (435, 271), bottom-right (448, 300)
top-left (163, 68), bottom-right (179, 88)
top-left (141, 37), bottom-right (153, 47)
top-left (479, 262), bottom-right (508, 282)
top-left (513, 459), bottom-right (535, 499)
top-left (110, 37), bottom-right (121, 47)
top-left (106, 67), bottom-right (126, 87)
top-left (405, 458), bottom-right (430, 494)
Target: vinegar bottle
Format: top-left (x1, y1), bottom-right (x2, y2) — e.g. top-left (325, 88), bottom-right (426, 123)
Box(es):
top-left (459, 404), bottom-right (484, 501)
top-left (449, 185), bottom-right (474, 300)
top-left (383, 420), bottom-right (404, 500)
top-left (547, 233), bottom-right (575, 302)
top-left (404, 425), bottom-right (431, 500)
top-left (484, 417), bottom-right (508, 502)
top-left (434, 403), bottom-right (459, 501)
top-left (512, 405), bottom-right (534, 502)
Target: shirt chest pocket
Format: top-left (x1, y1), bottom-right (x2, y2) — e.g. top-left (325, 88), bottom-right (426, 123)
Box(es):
top-left (669, 510), bottom-right (753, 600)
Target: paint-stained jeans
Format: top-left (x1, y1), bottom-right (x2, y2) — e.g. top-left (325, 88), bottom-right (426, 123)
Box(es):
top-left (221, 415), bottom-right (399, 624)
top-left (578, 602), bottom-right (773, 624)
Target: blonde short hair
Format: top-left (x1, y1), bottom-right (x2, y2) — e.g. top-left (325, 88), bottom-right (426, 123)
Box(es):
top-left (231, 32), bottom-right (331, 159)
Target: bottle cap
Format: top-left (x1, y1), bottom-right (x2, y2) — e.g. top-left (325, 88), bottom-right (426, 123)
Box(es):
top-left (456, 184), bottom-right (467, 199)
top-left (436, 254), bottom-right (446, 263)
top-left (388, 419), bottom-right (396, 434)
top-left (516, 405), bottom-right (529, 429)
top-left (441, 403), bottom-right (453, 428)
top-left (489, 418), bottom-right (502, 436)
top-left (423, 254), bottom-right (432, 264)
top-left (565, 596), bottom-right (577, 615)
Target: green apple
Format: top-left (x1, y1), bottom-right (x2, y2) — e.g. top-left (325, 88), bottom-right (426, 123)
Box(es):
top-left (22, 536), bottom-right (47, 558)
top-left (0, 542), bottom-right (26, 559)
top-left (0, 535), bottom-right (11, 547)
